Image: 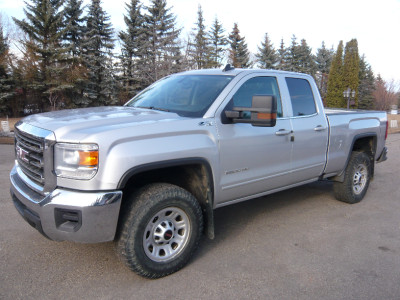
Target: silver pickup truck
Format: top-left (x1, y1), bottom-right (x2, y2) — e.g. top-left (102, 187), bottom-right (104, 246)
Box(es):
top-left (10, 67), bottom-right (388, 278)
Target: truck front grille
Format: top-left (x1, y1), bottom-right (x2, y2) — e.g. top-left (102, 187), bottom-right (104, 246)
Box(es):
top-left (15, 128), bottom-right (45, 185)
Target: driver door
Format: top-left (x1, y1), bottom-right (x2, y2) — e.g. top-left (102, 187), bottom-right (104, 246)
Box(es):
top-left (216, 75), bottom-right (293, 205)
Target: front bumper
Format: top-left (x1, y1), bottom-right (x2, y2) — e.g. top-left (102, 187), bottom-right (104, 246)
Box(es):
top-left (10, 165), bottom-right (122, 243)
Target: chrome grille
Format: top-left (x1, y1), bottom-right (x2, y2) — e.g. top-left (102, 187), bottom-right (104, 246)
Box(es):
top-left (15, 128), bottom-right (45, 185)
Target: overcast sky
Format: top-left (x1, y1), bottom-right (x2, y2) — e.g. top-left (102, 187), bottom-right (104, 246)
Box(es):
top-left (1, 0), bottom-right (399, 82)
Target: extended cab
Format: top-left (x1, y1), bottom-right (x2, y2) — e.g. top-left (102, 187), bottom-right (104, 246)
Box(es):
top-left (10, 68), bottom-right (388, 278)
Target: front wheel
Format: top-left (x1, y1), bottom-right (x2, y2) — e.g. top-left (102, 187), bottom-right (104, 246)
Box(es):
top-left (116, 183), bottom-right (203, 278)
top-left (333, 151), bottom-right (372, 204)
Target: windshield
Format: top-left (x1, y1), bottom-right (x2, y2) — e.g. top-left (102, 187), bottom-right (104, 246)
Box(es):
top-left (125, 74), bottom-right (233, 117)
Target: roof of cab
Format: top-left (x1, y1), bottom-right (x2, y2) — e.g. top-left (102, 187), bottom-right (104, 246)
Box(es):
top-left (177, 67), bottom-right (311, 78)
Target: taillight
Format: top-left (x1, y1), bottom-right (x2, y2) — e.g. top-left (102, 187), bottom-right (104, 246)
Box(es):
top-left (385, 120), bottom-right (388, 140)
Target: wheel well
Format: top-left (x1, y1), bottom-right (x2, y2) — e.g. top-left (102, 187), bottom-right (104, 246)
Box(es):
top-left (119, 162), bottom-right (215, 239)
top-left (330, 135), bottom-right (377, 183)
top-left (352, 136), bottom-right (376, 178)
top-left (352, 136), bottom-right (376, 157)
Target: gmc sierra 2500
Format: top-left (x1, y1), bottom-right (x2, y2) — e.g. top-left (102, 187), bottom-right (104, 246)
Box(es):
top-left (10, 67), bottom-right (388, 278)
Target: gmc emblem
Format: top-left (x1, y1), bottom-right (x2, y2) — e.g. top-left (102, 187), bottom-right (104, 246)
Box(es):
top-left (16, 145), bottom-right (29, 163)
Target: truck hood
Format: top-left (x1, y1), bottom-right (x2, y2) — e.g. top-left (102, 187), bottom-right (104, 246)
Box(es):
top-left (22, 106), bottom-right (185, 142)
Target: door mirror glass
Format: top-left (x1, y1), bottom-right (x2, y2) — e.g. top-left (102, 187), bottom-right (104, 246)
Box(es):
top-left (225, 95), bottom-right (277, 127)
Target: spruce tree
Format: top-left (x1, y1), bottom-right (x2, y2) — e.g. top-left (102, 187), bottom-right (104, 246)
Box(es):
top-left (63, 0), bottom-right (87, 108)
top-left (208, 17), bottom-right (227, 68)
top-left (138, 0), bottom-right (182, 87)
top-left (63, 0), bottom-right (85, 57)
top-left (82, 0), bottom-right (116, 106)
top-left (285, 35), bottom-right (300, 72)
top-left (358, 55), bottom-right (375, 110)
top-left (277, 39), bottom-right (287, 70)
top-left (0, 23), bottom-right (14, 115)
top-left (296, 39), bottom-right (315, 75)
top-left (189, 5), bottom-right (210, 69)
top-left (315, 41), bottom-right (333, 75)
top-left (315, 41), bottom-right (334, 100)
top-left (326, 41), bottom-right (345, 107)
top-left (284, 35), bottom-right (314, 74)
top-left (256, 32), bottom-right (278, 69)
top-left (343, 39), bottom-right (359, 107)
top-left (119, 0), bottom-right (144, 98)
top-left (13, 0), bottom-right (70, 111)
top-left (228, 23), bottom-right (251, 68)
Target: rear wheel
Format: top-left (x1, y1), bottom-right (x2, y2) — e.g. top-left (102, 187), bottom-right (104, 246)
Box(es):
top-left (117, 183), bottom-right (203, 278)
top-left (333, 151), bottom-right (372, 204)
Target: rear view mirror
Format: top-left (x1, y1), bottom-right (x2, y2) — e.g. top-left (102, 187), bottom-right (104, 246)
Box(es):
top-left (225, 95), bottom-right (277, 127)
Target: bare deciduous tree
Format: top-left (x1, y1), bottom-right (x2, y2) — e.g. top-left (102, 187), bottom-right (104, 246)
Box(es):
top-left (373, 75), bottom-right (399, 110)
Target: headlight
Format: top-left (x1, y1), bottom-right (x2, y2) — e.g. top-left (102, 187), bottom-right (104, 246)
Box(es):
top-left (54, 143), bottom-right (99, 179)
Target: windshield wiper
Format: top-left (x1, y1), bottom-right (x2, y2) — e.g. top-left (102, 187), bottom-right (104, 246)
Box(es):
top-left (136, 106), bottom-right (170, 112)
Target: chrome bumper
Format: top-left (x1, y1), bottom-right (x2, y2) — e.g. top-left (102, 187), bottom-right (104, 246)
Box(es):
top-left (10, 165), bottom-right (122, 243)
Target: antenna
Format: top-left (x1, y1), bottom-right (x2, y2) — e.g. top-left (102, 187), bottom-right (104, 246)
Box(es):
top-left (222, 64), bottom-right (234, 72)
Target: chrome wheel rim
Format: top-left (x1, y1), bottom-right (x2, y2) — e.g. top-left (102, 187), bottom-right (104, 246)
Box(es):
top-left (352, 163), bottom-right (368, 195)
top-left (143, 207), bottom-right (191, 262)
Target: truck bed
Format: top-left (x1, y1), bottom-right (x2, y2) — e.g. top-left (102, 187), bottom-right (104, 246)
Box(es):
top-left (323, 108), bottom-right (387, 176)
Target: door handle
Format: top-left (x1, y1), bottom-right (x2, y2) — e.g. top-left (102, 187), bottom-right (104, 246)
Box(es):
top-left (275, 129), bottom-right (292, 136)
top-left (314, 125), bottom-right (326, 132)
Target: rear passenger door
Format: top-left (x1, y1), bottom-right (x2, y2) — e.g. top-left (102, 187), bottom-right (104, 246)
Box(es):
top-left (285, 77), bottom-right (329, 182)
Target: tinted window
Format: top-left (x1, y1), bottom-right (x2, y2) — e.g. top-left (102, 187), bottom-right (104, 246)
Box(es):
top-left (126, 75), bottom-right (233, 117)
top-left (232, 76), bottom-right (283, 117)
top-left (285, 78), bottom-right (316, 116)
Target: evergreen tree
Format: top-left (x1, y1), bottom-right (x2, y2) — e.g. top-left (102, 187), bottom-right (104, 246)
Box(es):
top-left (228, 23), bottom-right (251, 68)
top-left (188, 5), bottom-right (210, 69)
top-left (315, 41), bottom-right (333, 74)
top-left (0, 23), bottom-right (14, 115)
top-left (315, 41), bottom-right (334, 100)
top-left (82, 0), bottom-right (116, 106)
top-left (343, 39), bottom-right (359, 107)
top-left (283, 35), bottom-right (314, 74)
top-left (63, 0), bottom-right (85, 57)
top-left (63, 0), bottom-right (87, 108)
top-left (326, 41), bottom-right (345, 107)
top-left (358, 55), bottom-right (375, 110)
top-left (285, 35), bottom-right (300, 72)
top-left (137, 0), bottom-right (182, 87)
top-left (277, 39), bottom-right (287, 70)
top-left (296, 39), bottom-right (315, 75)
top-left (119, 0), bottom-right (144, 99)
top-left (208, 17), bottom-right (227, 68)
top-left (256, 32), bottom-right (278, 69)
top-left (13, 0), bottom-right (70, 111)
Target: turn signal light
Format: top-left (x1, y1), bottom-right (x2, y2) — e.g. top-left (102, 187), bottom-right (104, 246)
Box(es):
top-left (79, 151), bottom-right (99, 166)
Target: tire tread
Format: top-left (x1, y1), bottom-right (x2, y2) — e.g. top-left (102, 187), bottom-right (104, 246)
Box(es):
top-left (116, 183), bottom-right (203, 278)
top-left (333, 151), bottom-right (371, 204)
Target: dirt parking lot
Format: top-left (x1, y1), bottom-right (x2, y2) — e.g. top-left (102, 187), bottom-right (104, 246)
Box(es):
top-left (1, 135), bottom-right (400, 300)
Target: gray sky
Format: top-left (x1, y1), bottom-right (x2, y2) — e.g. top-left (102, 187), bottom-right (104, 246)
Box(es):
top-left (1, 0), bottom-right (399, 82)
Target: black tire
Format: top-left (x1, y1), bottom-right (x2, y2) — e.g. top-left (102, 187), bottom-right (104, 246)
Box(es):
top-left (333, 151), bottom-right (372, 204)
top-left (116, 183), bottom-right (203, 278)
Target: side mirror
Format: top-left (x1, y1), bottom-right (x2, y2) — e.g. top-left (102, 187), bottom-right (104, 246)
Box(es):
top-left (225, 95), bottom-right (277, 127)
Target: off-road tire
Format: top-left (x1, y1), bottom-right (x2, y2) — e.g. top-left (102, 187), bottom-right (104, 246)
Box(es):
top-left (116, 183), bottom-right (203, 278)
top-left (333, 151), bottom-right (372, 204)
